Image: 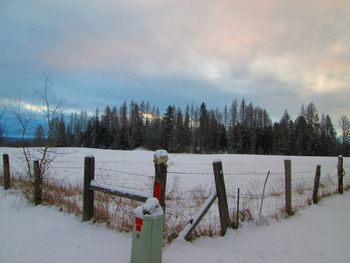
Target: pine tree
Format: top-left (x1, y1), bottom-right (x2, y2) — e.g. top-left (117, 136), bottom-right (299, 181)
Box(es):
top-left (34, 124), bottom-right (46, 146)
top-left (305, 103), bottom-right (321, 155)
top-left (160, 105), bottom-right (176, 151)
top-left (129, 101), bottom-right (143, 149)
top-left (295, 115), bottom-right (308, 155)
top-left (119, 102), bottom-right (129, 150)
top-left (174, 108), bottom-right (185, 152)
top-left (110, 106), bottom-right (119, 149)
top-left (183, 104), bottom-right (191, 152)
top-left (199, 102), bottom-right (210, 153)
top-left (55, 115), bottom-right (66, 147)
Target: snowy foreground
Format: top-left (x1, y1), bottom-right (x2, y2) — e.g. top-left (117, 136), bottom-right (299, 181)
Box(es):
top-left (1, 147), bottom-right (350, 262)
top-left (1, 188), bottom-right (350, 263)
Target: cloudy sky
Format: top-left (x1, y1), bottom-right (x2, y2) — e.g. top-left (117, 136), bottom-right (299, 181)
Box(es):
top-left (1, 0), bottom-right (349, 121)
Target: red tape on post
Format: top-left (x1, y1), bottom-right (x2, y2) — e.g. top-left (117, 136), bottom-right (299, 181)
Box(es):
top-left (135, 217), bottom-right (143, 232)
top-left (154, 181), bottom-right (161, 201)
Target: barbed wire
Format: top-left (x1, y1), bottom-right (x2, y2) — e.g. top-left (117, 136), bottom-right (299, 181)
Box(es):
top-left (50, 166), bottom-right (84, 170)
top-left (168, 171), bottom-right (213, 175)
top-left (95, 166), bottom-right (154, 179)
top-left (168, 168), bottom-right (337, 176)
top-left (97, 160), bottom-right (154, 165)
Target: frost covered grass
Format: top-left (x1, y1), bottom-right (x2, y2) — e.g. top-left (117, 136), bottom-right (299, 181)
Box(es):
top-left (0, 147), bottom-right (349, 242)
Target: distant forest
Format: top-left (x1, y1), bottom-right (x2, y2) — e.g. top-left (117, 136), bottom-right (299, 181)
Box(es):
top-left (3, 99), bottom-right (350, 156)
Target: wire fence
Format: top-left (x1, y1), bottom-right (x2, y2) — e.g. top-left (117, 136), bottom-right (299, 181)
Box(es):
top-left (1, 151), bottom-right (349, 241)
top-left (164, 161), bottom-right (347, 236)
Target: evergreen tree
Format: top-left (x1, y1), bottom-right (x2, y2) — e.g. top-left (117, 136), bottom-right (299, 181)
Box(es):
top-left (110, 106), bottom-right (119, 149)
top-left (160, 105), bottom-right (176, 151)
top-left (294, 115), bottom-right (308, 155)
top-left (119, 102), bottom-right (130, 150)
top-left (34, 124), bottom-right (46, 146)
top-left (173, 108), bottom-right (185, 152)
top-left (183, 104), bottom-right (191, 152)
top-left (55, 115), bottom-right (66, 147)
top-left (305, 102), bottom-right (321, 155)
top-left (129, 101), bottom-right (143, 149)
top-left (145, 107), bottom-right (161, 150)
top-left (199, 102), bottom-right (210, 153)
top-left (100, 106), bottom-right (113, 148)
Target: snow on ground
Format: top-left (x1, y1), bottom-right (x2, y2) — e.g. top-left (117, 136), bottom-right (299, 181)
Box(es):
top-left (1, 147), bottom-right (349, 193)
top-left (1, 147), bottom-right (349, 221)
top-left (1, 188), bottom-right (350, 263)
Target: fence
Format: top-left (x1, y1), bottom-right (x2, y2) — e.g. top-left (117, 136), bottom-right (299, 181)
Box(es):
top-left (82, 151), bottom-right (168, 222)
top-left (1, 151), bottom-right (349, 242)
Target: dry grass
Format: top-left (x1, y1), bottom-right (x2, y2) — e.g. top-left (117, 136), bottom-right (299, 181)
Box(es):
top-left (1, 168), bottom-right (349, 243)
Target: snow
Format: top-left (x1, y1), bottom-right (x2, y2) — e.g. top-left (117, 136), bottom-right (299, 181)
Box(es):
top-left (90, 180), bottom-right (150, 200)
top-left (1, 188), bottom-right (350, 262)
top-left (154, 149), bottom-right (168, 164)
top-left (178, 191), bottom-right (218, 240)
top-left (134, 199), bottom-right (164, 219)
top-left (1, 147), bottom-right (350, 262)
top-left (134, 197), bottom-right (164, 218)
top-left (142, 197), bottom-right (161, 215)
top-left (0, 189), bottom-right (131, 263)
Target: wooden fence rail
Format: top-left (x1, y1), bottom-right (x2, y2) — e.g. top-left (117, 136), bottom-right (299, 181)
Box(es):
top-left (180, 160), bottom-right (231, 240)
top-left (82, 150), bottom-right (168, 222)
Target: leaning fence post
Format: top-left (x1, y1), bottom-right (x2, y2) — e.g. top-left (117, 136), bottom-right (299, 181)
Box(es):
top-left (213, 160), bottom-right (230, 235)
top-left (82, 156), bottom-right (95, 222)
top-left (312, 165), bottom-right (321, 204)
top-left (284, 159), bottom-right (293, 216)
top-left (3, 154), bottom-right (10, 190)
top-left (153, 150), bottom-right (168, 213)
top-left (338, 155), bottom-right (344, 194)
top-left (33, 160), bottom-right (42, 205)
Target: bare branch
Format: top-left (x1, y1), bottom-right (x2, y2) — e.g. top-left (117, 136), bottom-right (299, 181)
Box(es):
top-left (11, 73), bottom-right (64, 187)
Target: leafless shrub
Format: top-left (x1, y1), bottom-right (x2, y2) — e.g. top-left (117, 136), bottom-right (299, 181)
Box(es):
top-left (5, 164), bottom-right (349, 244)
top-left (294, 180), bottom-right (306, 195)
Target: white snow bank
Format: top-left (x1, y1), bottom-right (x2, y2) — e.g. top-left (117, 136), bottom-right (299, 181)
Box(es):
top-left (0, 189), bottom-right (131, 263)
top-left (1, 188), bottom-right (350, 263)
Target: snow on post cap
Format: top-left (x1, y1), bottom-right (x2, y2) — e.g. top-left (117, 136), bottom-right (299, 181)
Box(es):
top-left (143, 197), bottom-right (160, 215)
top-left (213, 158), bottom-right (222, 163)
top-left (154, 149), bottom-right (168, 164)
top-left (85, 154), bottom-right (95, 158)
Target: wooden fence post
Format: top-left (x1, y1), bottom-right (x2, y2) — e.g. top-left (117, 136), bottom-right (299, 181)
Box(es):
top-left (312, 165), bottom-right (321, 204)
top-left (235, 187), bottom-right (240, 230)
top-left (3, 154), bottom-right (10, 190)
top-left (153, 150), bottom-right (168, 213)
top-left (33, 160), bottom-right (42, 205)
top-left (82, 156), bottom-right (95, 222)
top-left (284, 159), bottom-right (293, 216)
top-left (213, 160), bottom-right (230, 236)
top-left (338, 155), bottom-right (344, 194)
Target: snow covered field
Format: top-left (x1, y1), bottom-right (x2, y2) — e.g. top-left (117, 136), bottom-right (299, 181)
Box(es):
top-left (0, 147), bottom-right (349, 239)
top-left (1, 188), bottom-right (350, 263)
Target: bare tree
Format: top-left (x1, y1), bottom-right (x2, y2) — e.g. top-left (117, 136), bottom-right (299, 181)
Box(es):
top-left (339, 115), bottom-right (350, 154)
top-left (12, 73), bottom-right (63, 204)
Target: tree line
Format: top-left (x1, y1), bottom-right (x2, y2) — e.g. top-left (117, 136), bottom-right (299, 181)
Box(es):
top-left (25, 99), bottom-right (350, 156)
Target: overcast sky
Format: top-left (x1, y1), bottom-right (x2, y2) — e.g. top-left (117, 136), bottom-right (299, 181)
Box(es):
top-left (1, 0), bottom-right (349, 122)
